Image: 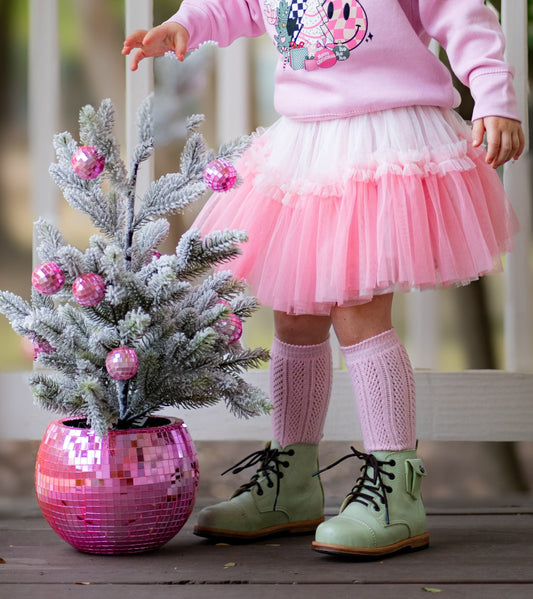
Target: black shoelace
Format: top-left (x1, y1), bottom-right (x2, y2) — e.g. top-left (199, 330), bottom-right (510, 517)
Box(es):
top-left (315, 446), bottom-right (396, 524)
top-left (222, 444), bottom-right (295, 510)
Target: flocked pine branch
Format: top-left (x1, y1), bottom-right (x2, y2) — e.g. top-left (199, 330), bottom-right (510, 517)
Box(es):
top-left (0, 97), bottom-right (269, 435)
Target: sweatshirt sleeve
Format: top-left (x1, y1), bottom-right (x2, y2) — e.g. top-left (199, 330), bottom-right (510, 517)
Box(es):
top-left (419, 0), bottom-right (520, 122)
top-left (165, 0), bottom-right (266, 50)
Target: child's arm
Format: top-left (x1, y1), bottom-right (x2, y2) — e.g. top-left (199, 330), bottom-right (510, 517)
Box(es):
top-left (472, 117), bottom-right (525, 169)
top-left (122, 22), bottom-right (190, 71)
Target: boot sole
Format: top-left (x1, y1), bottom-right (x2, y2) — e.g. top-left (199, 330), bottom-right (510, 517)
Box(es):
top-left (194, 517), bottom-right (325, 541)
top-left (312, 532), bottom-right (430, 558)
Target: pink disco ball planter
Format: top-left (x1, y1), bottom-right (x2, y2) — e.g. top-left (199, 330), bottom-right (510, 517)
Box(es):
top-left (35, 416), bottom-right (199, 555)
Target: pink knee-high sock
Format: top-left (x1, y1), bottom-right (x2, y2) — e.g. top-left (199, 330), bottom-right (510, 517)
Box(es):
top-left (341, 328), bottom-right (416, 453)
top-left (270, 336), bottom-right (332, 447)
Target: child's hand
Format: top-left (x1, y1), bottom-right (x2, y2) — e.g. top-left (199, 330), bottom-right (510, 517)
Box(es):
top-left (472, 116), bottom-right (525, 169)
top-left (122, 23), bottom-right (190, 71)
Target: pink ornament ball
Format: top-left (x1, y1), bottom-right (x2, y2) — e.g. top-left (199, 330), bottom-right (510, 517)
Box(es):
top-left (71, 145), bottom-right (105, 180)
top-left (72, 272), bottom-right (106, 306)
top-left (216, 313), bottom-right (243, 345)
top-left (32, 339), bottom-right (55, 360)
top-left (203, 159), bottom-right (238, 192)
top-left (315, 48), bottom-right (337, 69)
top-left (106, 347), bottom-right (139, 381)
top-left (32, 262), bottom-right (65, 295)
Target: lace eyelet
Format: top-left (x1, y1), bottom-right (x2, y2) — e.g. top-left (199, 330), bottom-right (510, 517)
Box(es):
top-left (267, 482), bottom-right (274, 488)
top-left (287, 449), bottom-right (295, 456)
top-left (257, 489), bottom-right (264, 496)
top-left (389, 460), bottom-right (396, 466)
top-left (279, 472), bottom-right (284, 479)
top-left (385, 486), bottom-right (393, 493)
top-left (389, 473), bottom-right (396, 480)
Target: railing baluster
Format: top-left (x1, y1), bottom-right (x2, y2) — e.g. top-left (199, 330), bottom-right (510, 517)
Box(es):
top-left (501, 0), bottom-right (532, 372)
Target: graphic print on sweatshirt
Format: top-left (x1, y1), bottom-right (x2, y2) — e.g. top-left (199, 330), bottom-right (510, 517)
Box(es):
top-left (265, 0), bottom-right (371, 71)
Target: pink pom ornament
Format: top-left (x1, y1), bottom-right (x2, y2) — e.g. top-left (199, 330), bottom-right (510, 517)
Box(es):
top-left (106, 347), bottom-right (139, 381)
top-left (71, 145), bottom-right (105, 180)
top-left (72, 273), bottom-right (106, 306)
top-left (32, 262), bottom-right (65, 295)
top-left (203, 159), bottom-right (237, 192)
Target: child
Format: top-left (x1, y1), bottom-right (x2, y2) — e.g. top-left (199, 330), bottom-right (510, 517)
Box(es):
top-left (123, 0), bottom-right (525, 557)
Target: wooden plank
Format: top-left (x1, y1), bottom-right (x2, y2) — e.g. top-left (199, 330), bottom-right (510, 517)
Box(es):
top-left (0, 513), bottom-right (532, 585)
top-left (3, 584), bottom-right (533, 599)
top-left (1, 370), bottom-right (532, 441)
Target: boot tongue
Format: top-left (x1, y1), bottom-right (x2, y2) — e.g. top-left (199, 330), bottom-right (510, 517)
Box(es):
top-left (340, 451), bottom-right (392, 522)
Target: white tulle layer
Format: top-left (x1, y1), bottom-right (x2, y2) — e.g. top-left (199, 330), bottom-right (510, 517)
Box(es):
top-left (194, 106), bottom-right (519, 315)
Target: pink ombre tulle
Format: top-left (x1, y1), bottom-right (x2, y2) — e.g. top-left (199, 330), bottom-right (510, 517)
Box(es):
top-left (193, 106), bottom-right (519, 315)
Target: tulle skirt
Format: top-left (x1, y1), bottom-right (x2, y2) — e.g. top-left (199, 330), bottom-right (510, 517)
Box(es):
top-left (193, 106), bottom-right (519, 315)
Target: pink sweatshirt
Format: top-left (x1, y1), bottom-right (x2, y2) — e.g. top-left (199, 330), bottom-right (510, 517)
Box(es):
top-left (167, 0), bottom-right (519, 123)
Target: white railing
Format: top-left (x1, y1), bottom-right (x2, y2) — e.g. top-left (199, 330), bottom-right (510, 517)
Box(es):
top-left (0, 0), bottom-right (531, 442)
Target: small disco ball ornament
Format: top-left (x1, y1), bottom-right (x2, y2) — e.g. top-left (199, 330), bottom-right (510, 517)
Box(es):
top-left (71, 145), bottom-right (105, 180)
top-left (32, 338), bottom-right (55, 360)
top-left (215, 313), bottom-right (243, 345)
top-left (72, 273), bottom-right (106, 307)
top-left (203, 159), bottom-right (237, 192)
top-left (106, 347), bottom-right (139, 380)
top-left (32, 262), bottom-right (65, 295)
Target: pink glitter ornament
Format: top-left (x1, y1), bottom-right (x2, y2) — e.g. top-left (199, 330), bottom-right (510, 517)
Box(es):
top-left (203, 158), bottom-right (237, 192)
top-left (152, 251), bottom-right (162, 261)
top-left (71, 145), bottom-right (105, 180)
top-left (106, 347), bottom-right (139, 380)
top-left (215, 313), bottom-right (243, 345)
top-left (32, 338), bottom-right (55, 360)
top-left (32, 262), bottom-right (65, 295)
top-left (72, 272), bottom-right (106, 306)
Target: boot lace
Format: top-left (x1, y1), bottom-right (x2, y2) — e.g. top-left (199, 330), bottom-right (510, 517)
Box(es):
top-left (316, 446), bottom-right (396, 524)
top-left (222, 444), bottom-right (295, 510)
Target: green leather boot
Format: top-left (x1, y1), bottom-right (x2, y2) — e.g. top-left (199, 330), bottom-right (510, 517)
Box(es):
top-left (194, 441), bottom-right (325, 540)
top-left (312, 447), bottom-right (429, 557)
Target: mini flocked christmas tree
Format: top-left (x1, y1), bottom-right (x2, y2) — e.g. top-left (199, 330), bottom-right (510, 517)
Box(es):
top-left (0, 97), bottom-right (270, 437)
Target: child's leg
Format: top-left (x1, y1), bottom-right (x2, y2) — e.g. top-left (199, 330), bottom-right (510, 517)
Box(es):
top-left (313, 295), bottom-right (428, 557)
top-left (271, 312), bottom-right (333, 447)
top-left (331, 295), bottom-right (415, 451)
top-left (194, 312), bottom-right (332, 541)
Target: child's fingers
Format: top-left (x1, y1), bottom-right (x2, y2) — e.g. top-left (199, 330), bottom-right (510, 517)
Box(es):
top-left (173, 28), bottom-right (190, 61)
top-left (471, 119), bottom-right (485, 148)
top-left (514, 127), bottom-right (526, 160)
top-left (122, 29), bottom-right (148, 55)
top-left (129, 49), bottom-right (147, 72)
top-left (479, 117), bottom-right (525, 168)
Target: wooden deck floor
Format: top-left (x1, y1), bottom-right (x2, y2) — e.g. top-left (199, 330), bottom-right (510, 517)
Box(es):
top-left (1, 501), bottom-right (532, 599)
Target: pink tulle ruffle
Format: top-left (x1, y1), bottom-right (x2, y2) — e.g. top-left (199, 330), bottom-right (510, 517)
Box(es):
top-left (193, 106), bottom-right (518, 315)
